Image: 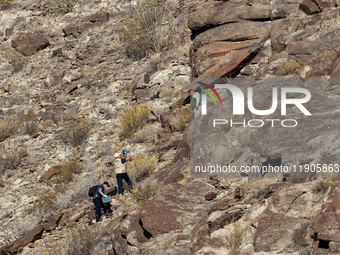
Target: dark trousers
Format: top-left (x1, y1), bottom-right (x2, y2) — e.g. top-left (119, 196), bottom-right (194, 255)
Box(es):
top-left (93, 196), bottom-right (111, 222)
top-left (116, 173), bottom-right (132, 194)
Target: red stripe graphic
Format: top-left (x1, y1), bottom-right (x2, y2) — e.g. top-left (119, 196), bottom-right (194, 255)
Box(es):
top-left (198, 82), bottom-right (223, 106)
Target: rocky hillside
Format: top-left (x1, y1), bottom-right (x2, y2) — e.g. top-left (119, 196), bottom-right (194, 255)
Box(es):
top-left (0, 0), bottom-right (340, 254)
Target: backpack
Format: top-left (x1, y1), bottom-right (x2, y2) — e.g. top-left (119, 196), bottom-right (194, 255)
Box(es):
top-left (88, 185), bottom-right (99, 197)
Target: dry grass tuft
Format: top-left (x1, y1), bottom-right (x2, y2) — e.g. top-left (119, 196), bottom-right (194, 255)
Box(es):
top-left (118, 103), bottom-right (150, 139)
top-left (127, 154), bottom-right (158, 184)
top-left (130, 183), bottom-right (160, 203)
top-left (170, 108), bottom-right (190, 132)
top-left (118, 0), bottom-right (169, 59)
top-left (53, 0), bottom-right (77, 14)
top-left (0, 118), bottom-right (18, 142)
top-left (22, 109), bottom-right (39, 135)
top-left (314, 178), bottom-right (332, 194)
top-left (1, 46), bottom-right (25, 72)
top-left (278, 60), bottom-right (305, 76)
top-left (224, 221), bottom-right (244, 255)
top-left (58, 116), bottom-right (92, 147)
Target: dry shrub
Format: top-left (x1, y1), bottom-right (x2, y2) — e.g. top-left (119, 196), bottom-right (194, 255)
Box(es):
top-left (58, 116), bottom-right (92, 147)
top-left (127, 154), bottom-right (157, 183)
top-left (160, 86), bottom-right (173, 102)
top-left (118, 103), bottom-right (150, 139)
top-left (0, 147), bottom-right (27, 176)
top-left (22, 109), bottom-right (39, 135)
top-left (132, 129), bottom-right (156, 144)
top-left (224, 221), bottom-right (244, 255)
top-left (278, 60), bottom-right (305, 76)
top-left (118, 23), bottom-right (150, 60)
top-left (0, 0), bottom-right (13, 6)
top-left (41, 119), bottom-right (55, 129)
top-left (170, 108), bottom-right (190, 132)
top-left (144, 55), bottom-right (160, 75)
top-left (118, 0), bottom-right (169, 59)
top-left (48, 225), bottom-right (100, 255)
top-left (28, 174), bottom-right (98, 215)
top-left (314, 178), bottom-right (332, 193)
top-left (0, 118), bottom-right (18, 142)
top-left (1, 46), bottom-right (25, 72)
top-left (53, 0), bottom-right (77, 14)
top-left (130, 183), bottom-right (160, 203)
top-left (48, 152), bottom-right (83, 189)
top-left (27, 192), bottom-right (56, 214)
top-left (7, 214), bottom-right (40, 239)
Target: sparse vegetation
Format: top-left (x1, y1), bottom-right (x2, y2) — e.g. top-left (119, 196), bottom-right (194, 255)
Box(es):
top-left (58, 116), bottom-right (92, 147)
top-left (313, 178), bottom-right (332, 193)
top-left (0, 0), bottom-right (12, 5)
top-left (27, 192), bottom-right (56, 214)
top-left (132, 129), bottom-right (156, 144)
top-left (162, 237), bottom-right (173, 249)
top-left (48, 152), bottom-right (83, 189)
top-left (47, 225), bottom-right (100, 255)
top-left (0, 0), bottom-right (13, 10)
top-left (0, 118), bottom-right (18, 142)
top-left (127, 154), bottom-right (158, 184)
top-left (118, 0), bottom-right (169, 59)
top-left (318, 49), bottom-right (332, 55)
top-left (130, 183), bottom-right (160, 203)
top-left (1, 46), bottom-right (25, 72)
top-left (278, 60), bottom-right (305, 76)
top-left (0, 147), bottom-right (27, 176)
top-left (160, 86), bottom-right (173, 102)
top-left (144, 55), bottom-right (160, 75)
top-left (54, 0), bottom-right (77, 14)
top-left (223, 221), bottom-right (244, 255)
top-left (41, 119), bottom-right (55, 130)
top-left (118, 103), bottom-right (150, 139)
top-left (22, 110), bottom-right (39, 135)
top-left (170, 108), bottom-right (190, 132)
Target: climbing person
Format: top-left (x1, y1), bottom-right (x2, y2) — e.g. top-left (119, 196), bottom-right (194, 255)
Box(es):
top-left (114, 150), bottom-right (133, 195)
top-left (188, 88), bottom-right (201, 118)
top-left (93, 181), bottom-right (112, 222)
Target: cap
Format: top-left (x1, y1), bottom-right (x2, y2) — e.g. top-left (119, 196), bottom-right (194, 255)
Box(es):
top-left (114, 152), bottom-right (120, 158)
top-left (103, 181), bottom-right (110, 187)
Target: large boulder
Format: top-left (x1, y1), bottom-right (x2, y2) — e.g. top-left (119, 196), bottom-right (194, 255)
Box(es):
top-left (111, 183), bottom-right (214, 255)
top-left (192, 22), bottom-right (270, 51)
top-left (253, 184), bottom-right (313, 252)
top-left (12, 32), bottom-right (49, 56)
top-left (0, 225), bottom-right (44, 254)
top-left (190, 21), bottom-right (270, 77)
top-left (188, 1), bottom-right (270, 31)
top-left (42, 213), bottom-right (63, 231)
top-left (312, 181), bottom-right (340, 254)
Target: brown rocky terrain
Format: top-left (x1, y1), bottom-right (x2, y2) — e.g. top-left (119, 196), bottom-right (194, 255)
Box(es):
top-left (0, 0), bottom-right (340, 254)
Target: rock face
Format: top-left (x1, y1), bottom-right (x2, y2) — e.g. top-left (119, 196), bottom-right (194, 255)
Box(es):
top-left (12, 32), bottom-right (50, 56)
top-left (312, 181), bottom-right (340, 254)
top-left (111, 183), bottom-right (215, 255)
top-left (39, 166), bottom-right (62, 182)
top-left (190, 21), bottom-right (270, 77)
top-left (0, 213), bottom-right (63, 254)
top-left (253, 184), bottom-right (313, 252)
top-left (0, 226), bottom-right (44, 254)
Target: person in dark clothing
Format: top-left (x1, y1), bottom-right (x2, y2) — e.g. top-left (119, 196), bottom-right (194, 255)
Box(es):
top-left (114, 151), bottom-right (133, 195)
top-left (93, 181), bottom-right (112, 222)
